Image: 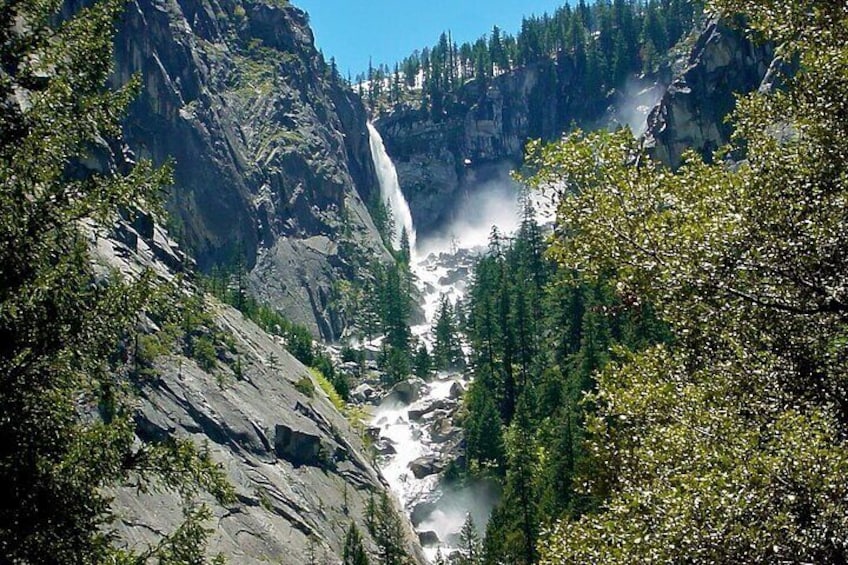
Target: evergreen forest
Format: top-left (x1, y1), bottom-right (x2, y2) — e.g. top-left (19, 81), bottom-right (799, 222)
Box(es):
top-left (442, 1), bottom-right (848, 563)
top-left (2, 0), bottom-right (848, 562)
top-left (358, 0), bottom-right (702, 124)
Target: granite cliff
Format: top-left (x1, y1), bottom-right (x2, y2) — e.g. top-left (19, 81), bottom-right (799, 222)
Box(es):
top-left (376, 16), bottom-right (777, 234)
top-left (100, 0), bottom-right (390, 340)
top-left (63, 0), bottom-right (427, 560)
top-left (376, 63), bottom-right (572, 234)
top-left (93, 215), bottom-right (425, 564)
top-left (644, 18), bottom-right (775, 168)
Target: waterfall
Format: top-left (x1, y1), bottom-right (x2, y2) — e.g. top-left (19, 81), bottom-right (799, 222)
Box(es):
top-left (367, 123), bottom-right (417, 254)
top-left (363, 159), bottom-right (531, 563)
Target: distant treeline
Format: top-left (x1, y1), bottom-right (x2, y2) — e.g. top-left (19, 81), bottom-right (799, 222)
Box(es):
top-left (343, 0), bottom-right (702, 119)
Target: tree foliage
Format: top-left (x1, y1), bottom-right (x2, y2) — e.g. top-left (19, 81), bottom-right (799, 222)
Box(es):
top-left (529, 1), bottom-right (848, 562)
top-left (432, 294), bottom-right (465, 371)
top-left (366, 492), bottom-right (410, 565)
top-left (343, 522), bottom-right (370, 565)
top-left (364, 0), bottom-right (702, 124)
top-left (460, 191), bottom-right (666, 563)
top-left (457, 513), bottom-right (482, 565)
top-left (0, 0), bottom-right (232, 560)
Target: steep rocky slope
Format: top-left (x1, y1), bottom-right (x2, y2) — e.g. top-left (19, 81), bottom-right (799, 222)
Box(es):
top-left (377, 17), bottom-right (776, 233)
top-left (93, 216), bottom-right (425, 563)
top-left (98, 0), bottom-right (389, 340)
top-left (644, 18), bottom-right (775, 168)
top-left (376, 63), bottom-right (572, 234)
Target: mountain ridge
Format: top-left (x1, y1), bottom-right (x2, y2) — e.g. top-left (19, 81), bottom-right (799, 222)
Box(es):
top-left (101, 0), bottom-right (390, 340)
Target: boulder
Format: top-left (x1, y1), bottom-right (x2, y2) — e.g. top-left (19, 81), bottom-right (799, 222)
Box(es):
top-left (409, 456), bottom-right (444, 479)
top-left (375, 438), bottom-right (397, 456)
top-left (408, 398), bottom-right (450, 422)
top-left (418, 530), bottom-right (440, 547)
top-left (449, 382), bottom-right (465, 399)
top-left (387, 378), bottom-right (426, 404)
top-left (274, 424), bottom-right (329, 468)
top-left (430, 419), bottom-right (461, 443)
top-left (361, 343), bottom-right (382, 362)
top-left (351, 383), bottom-right (377, 404)
top-left (438, 266), bottom-right (469, 286)
top-left (407, 407), bottom-right (428, 422)
top-left (340, 361), bottom-right (361, 376)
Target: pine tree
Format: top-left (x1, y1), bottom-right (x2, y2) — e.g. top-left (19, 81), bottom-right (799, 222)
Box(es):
top-left (536, 408), bottom-right (576, 520)
top-left (398, 227), bottom-right (411, 265)
top-left (0, 0), bottom-right (232, 561)
top-left (367, 57), bottom-right (376, 110)
top-left (366, 492), bottom-right (409, 565)
top-left (378, 263), bottom-right (411, 353)
top-left (413, 343), bottom-right (433, 380)
top-left (457, 514), bottom-right (482, 565)
top-left (330, 56), bottom-right (339, 85)
top-left (343, 523), bottom-right (370, 565)
top-left (496, 392), bottom-right (539, 565)
top-left (432, 295), bottom-right (464, 371)
top-left (463, 381), bottom-right (505, 473)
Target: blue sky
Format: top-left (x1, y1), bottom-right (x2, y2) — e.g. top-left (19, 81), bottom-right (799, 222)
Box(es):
top-left (292, 0), bottom-right (569, 78)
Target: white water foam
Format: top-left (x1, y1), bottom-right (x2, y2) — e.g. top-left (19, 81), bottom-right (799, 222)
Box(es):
top-left (367, 123), bottom-right (417, 255)
top-left (365, 130), bottom-right (559, 562)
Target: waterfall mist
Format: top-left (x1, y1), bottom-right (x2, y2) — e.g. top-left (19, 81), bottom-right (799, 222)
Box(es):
top-left (418, 167), bottom-right (522, 258)
top-left (609, 77), bottom-right (666, 137)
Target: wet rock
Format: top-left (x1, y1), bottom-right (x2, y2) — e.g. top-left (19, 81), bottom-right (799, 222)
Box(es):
top-left (431, 419), bottom-right (461, 443)
top-left (438, 267), bottom-right (469, 287)
top-left (411, 502), bottom-right (438, 526)
top-left (387, 378), bottom-right (426, 404)
top-left (375, 439), bottom-right (397, 456)
top-left (351, 383), bottom-right (377, 404)
top-left (421, 408), bottom-right (451, 425)
top-left (418, 530), bottom-right (441, 547)
top-left (409, 456), bottom-right (445, 479)
top-left (340, 361), bottom-right (361, 376)
top-left (449, 382), bottom-right (465, 399)
top-left (408, 398), bottom-right (451, 422)
top-left (407, 407), bottom-right (428, 422)
top-left (361, 344), bottom-right (382, 362)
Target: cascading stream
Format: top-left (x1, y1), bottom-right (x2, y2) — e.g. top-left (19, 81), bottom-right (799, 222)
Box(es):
top-left (365, 124), bottom-right (551, 561)
top-left (367, 123), bottom-right (483, 561)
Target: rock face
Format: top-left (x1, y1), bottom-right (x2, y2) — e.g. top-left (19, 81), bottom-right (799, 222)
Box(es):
top-left (378, 18), bottom-right (778, 231)
top-left (409, 455), bottom-right (445, 479)
top-left (386, 377), bottom-right (426, 405)
top-left (644, 18), bottom-right (775, 168)
top-left (93, 219), bottom-right (425, 564)
top-left (93, 0), bottom-right (391, 339)
top-left (376, 64), bottom-right (566, 234)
